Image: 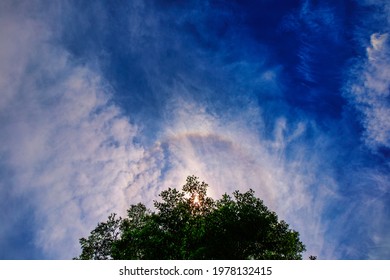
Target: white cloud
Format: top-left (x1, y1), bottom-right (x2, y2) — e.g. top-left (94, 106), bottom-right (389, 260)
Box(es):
top-left (346, 32), bottom-right (390, 151)
top-left (348, 1), bottom-right (390, 152)
top-left (0, 8), bottom-right (148, 258)
top-left (369, 33), bottom-right (388, 52)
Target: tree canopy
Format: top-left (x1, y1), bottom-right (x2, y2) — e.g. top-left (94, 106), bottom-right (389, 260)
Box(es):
top-left (75, 175), bottom-right (306, 260)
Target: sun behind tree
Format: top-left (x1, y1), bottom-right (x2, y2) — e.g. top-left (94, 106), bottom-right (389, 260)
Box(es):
top-left (75, 175), bottom-right (306, 260)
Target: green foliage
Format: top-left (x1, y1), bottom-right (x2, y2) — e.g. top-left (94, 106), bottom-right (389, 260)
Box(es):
top-left (75, 175), bottom-right (306, 260)
top-left (74, 213), bottom-right (121, 260)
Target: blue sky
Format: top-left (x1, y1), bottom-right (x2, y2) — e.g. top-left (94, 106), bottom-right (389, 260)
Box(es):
top-left (0, 0), bottom-right (389, 259)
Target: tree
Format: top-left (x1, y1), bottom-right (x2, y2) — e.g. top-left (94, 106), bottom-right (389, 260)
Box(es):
top-left (75, 213), bottom-right (121, 260)
top-left (75, 175), bottom-right (306, 260)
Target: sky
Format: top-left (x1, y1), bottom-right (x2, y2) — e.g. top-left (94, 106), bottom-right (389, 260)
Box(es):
top-left (0, 0), bottom-right (389, 260)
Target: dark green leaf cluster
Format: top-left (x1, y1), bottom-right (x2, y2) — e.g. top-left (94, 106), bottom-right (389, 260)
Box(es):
top-left (74, 213), bottom-right (121, 260)
top-left (75, 176), bottom-right (305, 260)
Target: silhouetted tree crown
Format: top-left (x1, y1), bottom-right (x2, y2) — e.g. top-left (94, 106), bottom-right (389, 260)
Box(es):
top-left (75, 175), bottom-right (305, 260)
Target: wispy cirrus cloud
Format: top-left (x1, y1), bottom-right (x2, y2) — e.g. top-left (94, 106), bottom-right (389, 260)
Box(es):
top-left (337, 0), bottom-right (390, 259)
top-left (0, 3), bottom-right (147, 258)
top-left (346, 32), bottom-right (390, 152)
top-left (341, 0), bottom-right (390, 155)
